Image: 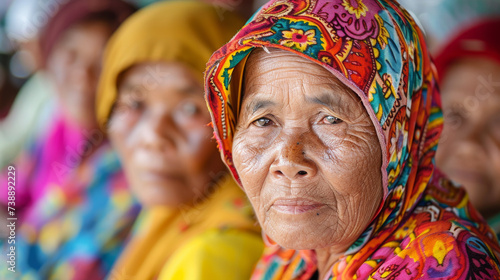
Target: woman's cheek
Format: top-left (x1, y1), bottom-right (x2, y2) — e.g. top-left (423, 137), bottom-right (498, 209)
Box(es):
top-left (233, 132), bottom-right (270, 193)
top-left (312, 125), bottom-right (347, 164)
top-left (316, 127), bottom-right (375, 191)
top-left (177, 110), bottom-right (213, 151)
top-left (313, 123), bottom-right (348, 146)
top-left (109, 111), bottom-right (138, 135)
top-left (108, 111), bottom-right (139, 150)
top-left (341, 128), bottom-right (381, 192)
top-left (183, 125), bottom-right (218, 172)
top-left (233, 136), bottom-right (270, 224)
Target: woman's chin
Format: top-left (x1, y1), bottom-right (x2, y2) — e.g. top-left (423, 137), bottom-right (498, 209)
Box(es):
top-left (271, 232), bottom-right (334, 250)
top-left (135, 184), bottom-right (189, 208)
top-left (265, 213), bottom-right (338, 250)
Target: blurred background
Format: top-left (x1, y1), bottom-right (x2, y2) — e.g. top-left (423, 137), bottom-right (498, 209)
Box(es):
top-left (398, 0), bottom-right (500, 52)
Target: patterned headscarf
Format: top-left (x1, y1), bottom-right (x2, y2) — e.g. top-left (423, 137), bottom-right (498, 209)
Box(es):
top-left (204, 0), bottom-right (500, 278)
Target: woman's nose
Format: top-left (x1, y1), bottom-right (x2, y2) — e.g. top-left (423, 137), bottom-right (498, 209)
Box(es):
top-left (71, 62), bottom-right (99, 92)
top-left (141, 112), bottom-right (177, 149)
top-left (454, 122), bottom-right (487, 160)
top-left (270, 137), bottom-right (317, 180)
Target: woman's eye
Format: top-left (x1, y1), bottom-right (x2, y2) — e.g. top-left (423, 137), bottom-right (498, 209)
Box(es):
top-left (129, 100), bottom-right (144, 111)
top-left (253, 118), bottom-right (273, 127)
top-left (112, 98), bottom-right (143, 118)
top-left (323, 115), bottom-right (343, 124)
top-left (180, 102), bottom-right (199, 116)
top-left (444, 110), bottom-right (464, 129)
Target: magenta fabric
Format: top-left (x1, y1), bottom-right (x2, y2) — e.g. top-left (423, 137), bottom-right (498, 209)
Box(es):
top-left (0, 111), bottom-right (87, 213)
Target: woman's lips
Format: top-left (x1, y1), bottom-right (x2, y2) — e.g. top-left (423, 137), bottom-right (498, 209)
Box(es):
top-left (139, 169), bottom-right (183, 183)
top-left (271, 198), bottom-right (324, 214)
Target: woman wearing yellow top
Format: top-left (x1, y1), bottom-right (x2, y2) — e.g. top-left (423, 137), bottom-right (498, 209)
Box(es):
top-left (95, 1), bottom-right (263, 279)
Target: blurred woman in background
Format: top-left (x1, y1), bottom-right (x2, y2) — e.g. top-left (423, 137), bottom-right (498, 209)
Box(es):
top-left (1, 0), bottom-right (55, 168)
top-left (435, 18), bottom-right (500, 239)
top-left (96, 2), bottom-right (263, 279)
top-left (0, 0), bottom-right (140, 279)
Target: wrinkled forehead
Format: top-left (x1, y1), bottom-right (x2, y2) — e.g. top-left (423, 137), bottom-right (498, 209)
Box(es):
top-left (243, 48), bottom-right (352, 86)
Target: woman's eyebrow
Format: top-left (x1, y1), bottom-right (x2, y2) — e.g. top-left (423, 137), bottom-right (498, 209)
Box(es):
top-left (118, 83), bottom-right (141, 96)
top-left (245, 98), bottom-right (277, 114)
top-left (119, 81), bottom-right (134, 91)
top-left (307, 93), bottom-right (341, 110)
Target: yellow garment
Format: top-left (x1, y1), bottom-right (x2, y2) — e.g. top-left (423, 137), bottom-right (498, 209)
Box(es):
top-left (110, 176), bottom-right (262, 279)
top-left (96, 0), bottom-right (246, 127)
top-left (159, 229), bottom-right (263, 279)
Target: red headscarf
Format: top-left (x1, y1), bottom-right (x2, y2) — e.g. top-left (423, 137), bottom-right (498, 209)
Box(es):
top-left (435, 18), bottom-right (500, 79)
top-left (39, 0), bottom-right (136, 66)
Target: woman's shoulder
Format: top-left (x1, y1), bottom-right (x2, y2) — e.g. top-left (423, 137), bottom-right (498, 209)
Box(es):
top-left (365, 169), bottom-right (500, 280)
top-left (158, 228), bottom-right (264, 280)
top-left (371, 217), bottom-right (500, 279)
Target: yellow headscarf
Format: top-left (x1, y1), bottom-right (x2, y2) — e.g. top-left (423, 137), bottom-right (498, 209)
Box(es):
top-left (96, 0), bottom-right (245, 127)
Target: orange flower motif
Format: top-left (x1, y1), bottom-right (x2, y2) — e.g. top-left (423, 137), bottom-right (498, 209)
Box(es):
top-left (281, 28), bottom-right (317, 52)
top-left (394, 217), bottom-right (417, 240)
top-left (423, 234), bottom-right (457, 266)
top-left (342, 0), bottom-right (369, 19)
top-left (321, 56), bottom-right (332, 65)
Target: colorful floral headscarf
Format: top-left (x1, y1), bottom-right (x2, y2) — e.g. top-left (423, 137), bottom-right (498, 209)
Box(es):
top-left (204, 0), bottom-right (500, 278)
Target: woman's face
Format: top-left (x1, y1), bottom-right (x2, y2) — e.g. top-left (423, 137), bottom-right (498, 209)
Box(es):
top-left (46, 19), bottom-right (113, 129)
top-left (233, 49), bottom-right (383, 250)
top-left (436, 57), bottom-right (500, 219)
top-left (109, 62), bottom-right (226, 207)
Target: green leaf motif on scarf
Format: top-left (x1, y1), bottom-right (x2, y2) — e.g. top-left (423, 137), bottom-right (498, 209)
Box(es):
top-left (222, 48), bottom-right (253, 91)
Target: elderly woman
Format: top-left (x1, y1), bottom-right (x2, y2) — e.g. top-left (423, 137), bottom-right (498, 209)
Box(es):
top-left (96, 1), bottom-right (262, 279)
top-left (434, 19), bottom-right (500, 240)
top-left (204, 0), bottom-right (500, 279)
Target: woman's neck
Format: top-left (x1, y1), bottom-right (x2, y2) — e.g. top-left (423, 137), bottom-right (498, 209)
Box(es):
top-left (314, 247), bottom-right (345, 280)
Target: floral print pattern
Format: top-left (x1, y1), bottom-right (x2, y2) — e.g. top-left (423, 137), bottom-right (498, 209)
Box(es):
top-left (280, 28), bottom-right (317, 52)
top-left (342, 0), bottom-right (369, 19)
